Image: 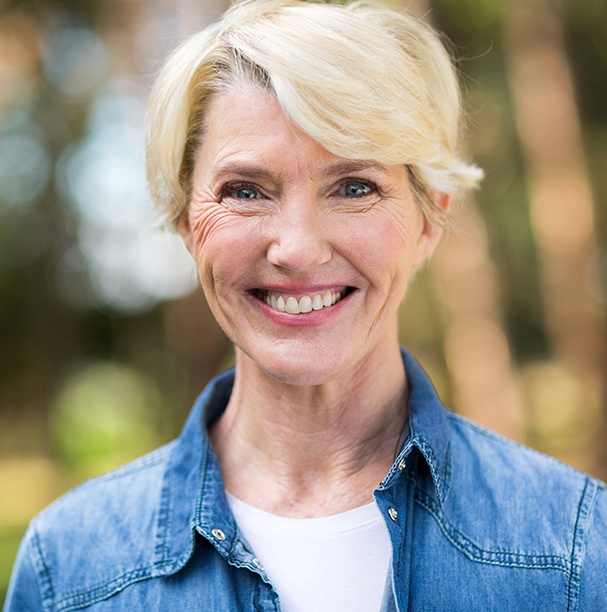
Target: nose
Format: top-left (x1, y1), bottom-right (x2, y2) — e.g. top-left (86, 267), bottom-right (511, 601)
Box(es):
top-left (266, 197), bottom-right (332, 272)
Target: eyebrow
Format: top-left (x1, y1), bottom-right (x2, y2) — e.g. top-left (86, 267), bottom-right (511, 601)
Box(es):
top-left (317, 160), bottom-right (391, 178)
top-left (210, 160), bottom-right (390, 182)
top-left (210, 164), bottom-right (278, 182)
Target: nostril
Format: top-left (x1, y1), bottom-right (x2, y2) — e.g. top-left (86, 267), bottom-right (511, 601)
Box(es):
top-left (266, 237), bottom-right (332, 271)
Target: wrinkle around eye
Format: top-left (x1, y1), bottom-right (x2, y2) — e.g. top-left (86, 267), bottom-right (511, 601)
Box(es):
top-left (188, 200), bottom-right (261, 247)
top-left (219, 192), bottom-right (277, 216)
top-left (193, 178), bottom-right (275, 216)
top-left (373, 196), bottom-right (424, 241)
top-left (329, 192), bottom-right (382, 214)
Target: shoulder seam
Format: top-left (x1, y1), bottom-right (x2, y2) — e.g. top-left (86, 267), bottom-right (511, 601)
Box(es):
top-left (567, 478), bottom-right (599, 611)
top-left (45, 443), bottom-right (175, 509)
top-left (28, 525), bottom-right (55, 611)
top-left (446, 412), bottom-right (603, 484)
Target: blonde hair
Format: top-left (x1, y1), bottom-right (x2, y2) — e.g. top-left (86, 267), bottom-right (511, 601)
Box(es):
top-left (146, 0), bottom-right (483, 227)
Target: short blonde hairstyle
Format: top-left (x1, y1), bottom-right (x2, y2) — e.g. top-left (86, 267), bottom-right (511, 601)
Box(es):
top-left (146, 0), bottom-right (483, 227)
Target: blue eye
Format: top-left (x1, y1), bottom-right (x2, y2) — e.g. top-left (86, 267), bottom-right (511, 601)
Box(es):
top-left (221, 183), bottom-right (263, 201)
top-left (234, 187), bottom-right (259, 200)
top-left (343, 182), bottom-right (373, 197)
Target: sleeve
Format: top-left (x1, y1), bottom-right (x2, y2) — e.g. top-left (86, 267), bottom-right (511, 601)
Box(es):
top-left (577, 484), bottom-right (607, 608)
top-left (3, 526), bottom-right (46, 612)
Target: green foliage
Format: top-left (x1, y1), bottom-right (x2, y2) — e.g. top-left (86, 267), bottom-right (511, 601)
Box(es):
top-left (50, 362), bottom-right (163, 474)
top-left (0, 526), bottom-right (26, 608)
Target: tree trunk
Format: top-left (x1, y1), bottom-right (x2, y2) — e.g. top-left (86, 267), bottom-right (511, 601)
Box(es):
top-left (432, 202), bottom-right (525, 441)
top-left (412, 0), bottom-right (525, 440)
top-left (503, 0), bottom-right (607, 479)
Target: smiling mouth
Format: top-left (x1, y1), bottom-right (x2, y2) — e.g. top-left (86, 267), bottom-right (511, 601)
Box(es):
top-left (256, 288), bottom-right (351, 314)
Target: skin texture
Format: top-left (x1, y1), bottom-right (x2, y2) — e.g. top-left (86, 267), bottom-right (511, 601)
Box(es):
top-left (178, 83), bottom-right (449, 516)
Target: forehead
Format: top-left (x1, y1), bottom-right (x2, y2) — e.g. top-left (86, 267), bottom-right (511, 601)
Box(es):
top-left (199, 83), bottom-right (329, 168)
top-left (194, 82), bottom-right (410, 192)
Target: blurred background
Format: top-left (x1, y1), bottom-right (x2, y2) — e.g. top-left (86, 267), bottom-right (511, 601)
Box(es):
top-left (0, 0), bottom-right (606, 603)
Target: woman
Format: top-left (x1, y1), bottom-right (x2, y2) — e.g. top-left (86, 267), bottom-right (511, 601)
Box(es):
top-left (6, 0), bottom-right (606, 610)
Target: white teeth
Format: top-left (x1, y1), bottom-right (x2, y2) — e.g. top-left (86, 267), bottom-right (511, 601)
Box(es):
top-left (299, 295), bottom-right (313, 313)
top-left (262, 289), bottom-right (347, 315)
top-left (285, 297), bottom-right (299, 314)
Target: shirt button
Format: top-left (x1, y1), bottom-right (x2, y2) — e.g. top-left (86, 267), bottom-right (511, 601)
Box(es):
top-left (397, 459), bottom-right (406, 471)
top-left (388, 507), bottom-right (398, 522)
top-left (253, 558), bottom-right (264, 570)
top-left (211, 528), bottom-right (226, 541)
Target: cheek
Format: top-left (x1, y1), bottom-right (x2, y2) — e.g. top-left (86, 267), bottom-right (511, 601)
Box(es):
top-left (187, 203), bottom-right (265, 292)
top-left (336, 206), bottom-right (423, 274)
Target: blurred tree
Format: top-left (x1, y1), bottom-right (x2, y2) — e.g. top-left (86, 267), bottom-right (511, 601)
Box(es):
top-left (432, 202), bottom-right (525, 442)
top-left (503, 0), bottom-right (607, 478)
top-left (402, 0), bottom-right (525, 440)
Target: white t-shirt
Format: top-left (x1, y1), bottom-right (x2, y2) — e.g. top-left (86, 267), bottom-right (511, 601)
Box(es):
top-left (227, 493), bottom-right (392, 612)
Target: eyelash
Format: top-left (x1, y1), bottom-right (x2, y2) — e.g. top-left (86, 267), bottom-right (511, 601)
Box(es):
top-left (334, 179), bottom-right (378, 198)
top-left (219, 178), bottom-right (380, 202)
top-left (220, 182), bottom-right (265, 201)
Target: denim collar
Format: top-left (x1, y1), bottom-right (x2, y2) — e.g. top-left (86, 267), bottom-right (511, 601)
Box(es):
top-left (151, 349), bottom-right (452, 575)
top-left (383, 351), bottom-right (452, 505)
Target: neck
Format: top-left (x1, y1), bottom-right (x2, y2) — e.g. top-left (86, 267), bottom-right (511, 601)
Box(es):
top-left (211, 340), bottom-right (408, 517)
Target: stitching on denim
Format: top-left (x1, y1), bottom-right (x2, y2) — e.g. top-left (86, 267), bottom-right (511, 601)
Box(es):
top-left (164, 467), bottom-right (174, 563)
top-left (566, 478), bottom-right (597, 612)
top-left (196, 436), bottom-right (210, 523)
top-left (53, 566), bottom-right (153, 612)
top-left (415, 490), bottom-right (571, 572)
top-left (442, 440), bottom-right (452, 501)
top-left (29, 526), bottom-right (55, 610)
top-left (192, 435), bottom-right (233, 557)
top-left (383, 439), bottom-right (415, 485)
top-left (393, 485), bottom-right (404, 605)
top-left (153, 462), bottom-right (174, 565)
top-left (447, 414), bottom-right (606, 487)
top-left (415, 439), bottom-right (445, 504)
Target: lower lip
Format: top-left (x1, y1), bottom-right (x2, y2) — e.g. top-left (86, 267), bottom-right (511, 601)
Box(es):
top-left (252, 292), bottom-right (352, 327)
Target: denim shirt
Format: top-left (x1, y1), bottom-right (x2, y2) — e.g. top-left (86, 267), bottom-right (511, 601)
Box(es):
top-left (5, 351), bottom-right (607, 611)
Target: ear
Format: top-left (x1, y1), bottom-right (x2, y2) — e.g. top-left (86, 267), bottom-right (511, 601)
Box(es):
top-left (413, 192), bottom-right (452, 267)
top-left (176, 210), bottom-right (195, 256)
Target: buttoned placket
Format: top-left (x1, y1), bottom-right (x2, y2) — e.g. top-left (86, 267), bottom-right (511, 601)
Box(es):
top-left (198, 519), bottom-right (280, 609)
top-left (374, 442), bottom-right (425, 612)
top-left (199, 517), bottom-right (273, 575)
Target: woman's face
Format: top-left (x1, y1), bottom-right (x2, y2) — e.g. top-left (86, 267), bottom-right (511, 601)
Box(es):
top-left (178, 83), bottom-right (445, 385)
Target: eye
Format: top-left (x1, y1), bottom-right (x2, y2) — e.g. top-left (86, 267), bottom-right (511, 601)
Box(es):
top-left (229, 185), bottom-right (259, 199)
top-left (236, 187), bottom-right (259, 199)
top-left (220, 182), bottom-right (264, 201)
top-left (340, 181), bottom-right (375, 198)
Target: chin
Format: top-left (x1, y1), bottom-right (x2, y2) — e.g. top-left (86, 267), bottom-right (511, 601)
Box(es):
top-left (241, 345), bottom-right (347, 387)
